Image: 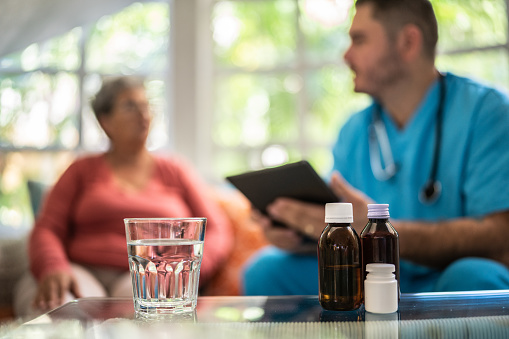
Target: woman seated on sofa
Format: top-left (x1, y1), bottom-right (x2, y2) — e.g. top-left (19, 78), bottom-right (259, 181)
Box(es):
top-left (14, 76), bottom-right (233, 317)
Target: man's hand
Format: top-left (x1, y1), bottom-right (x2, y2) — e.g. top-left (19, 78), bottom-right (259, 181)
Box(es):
top-left (329, 171), bottom-right (374, 233)
top-left (251, 209), bottom-right (303, 251)
top-left (34, 271), bottom-right (82, 311)
top-left (252, 170), bottom-right (375, 252)
top-left (266, 198), bottom-right (325, 240)
top-left (252, 199), bottom-right (325, 254)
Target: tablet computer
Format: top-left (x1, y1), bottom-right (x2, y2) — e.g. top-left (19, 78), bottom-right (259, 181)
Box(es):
top-left (226, 160), bottom-right (338, 219)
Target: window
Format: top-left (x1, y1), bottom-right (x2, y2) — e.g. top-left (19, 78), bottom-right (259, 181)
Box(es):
top-left (1, 0), bottom-right (508, 228)
top-left (210, 0), bottom-right (368, 179)
top-left (0, 2), bottom-right (169, 227)
top-left (435, 0), bottom-right (509, 88)
top-left (209, 0), bottom-right (509, 181)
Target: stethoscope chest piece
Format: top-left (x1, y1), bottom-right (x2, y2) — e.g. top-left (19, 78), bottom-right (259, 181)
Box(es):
top-left (419, 179), bottom-right (442, 204)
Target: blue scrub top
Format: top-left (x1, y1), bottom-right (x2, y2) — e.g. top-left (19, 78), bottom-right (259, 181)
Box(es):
top-left (332, 72), bottom-right (509, 221)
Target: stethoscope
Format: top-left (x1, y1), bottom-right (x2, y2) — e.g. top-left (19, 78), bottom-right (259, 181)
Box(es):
top-left (368, 73), bottom-right (445, 204)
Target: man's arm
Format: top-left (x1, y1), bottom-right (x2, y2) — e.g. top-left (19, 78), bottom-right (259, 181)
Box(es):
top-left (329, 171), bottom-right (509, 269)
top-left (395, 211), bottom-right (509, 269)
top-left (261, 196), bottom-right (509, 266)
top-left (261, 172), bottom-right (509, 267)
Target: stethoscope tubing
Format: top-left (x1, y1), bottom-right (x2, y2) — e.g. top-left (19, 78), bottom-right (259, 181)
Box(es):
top-left (368, 73), bottom-right (446, 204)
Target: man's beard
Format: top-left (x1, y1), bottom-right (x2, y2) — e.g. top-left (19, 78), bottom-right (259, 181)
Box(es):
top-left (353, 47), bottom-right (406, 98)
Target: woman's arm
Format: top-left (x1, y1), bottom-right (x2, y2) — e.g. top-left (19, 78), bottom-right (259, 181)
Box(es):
top-left (29, 160), bottom-right (84, 308)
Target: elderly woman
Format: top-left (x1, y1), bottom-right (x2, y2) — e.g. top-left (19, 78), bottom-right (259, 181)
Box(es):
top-left (14, 76), bottom-right (233, 317)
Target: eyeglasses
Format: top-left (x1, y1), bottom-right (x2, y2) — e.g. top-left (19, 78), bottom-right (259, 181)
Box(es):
top-left (115, 100), bottom-right (150, 113)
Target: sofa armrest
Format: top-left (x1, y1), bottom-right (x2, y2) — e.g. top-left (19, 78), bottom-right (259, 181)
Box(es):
top-left (201, 188), bottom-right (268, 296)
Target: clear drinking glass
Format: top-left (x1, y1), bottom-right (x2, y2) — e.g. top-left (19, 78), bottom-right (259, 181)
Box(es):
top-left (124, 218), bottom-right (206, 316)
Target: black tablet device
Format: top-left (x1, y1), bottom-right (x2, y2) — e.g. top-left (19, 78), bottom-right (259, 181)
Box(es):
top-left (226, 160), bottom-right (339, 218)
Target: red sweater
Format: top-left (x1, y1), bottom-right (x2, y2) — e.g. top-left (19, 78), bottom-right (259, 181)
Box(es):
top-left (29, 154), bottom-right (233, 286)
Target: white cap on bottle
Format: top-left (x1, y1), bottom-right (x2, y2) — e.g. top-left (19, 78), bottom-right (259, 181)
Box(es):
top-left (325, 203), bottom-right (353, 223)
top-left (367, 204), bottom-right (390, 219)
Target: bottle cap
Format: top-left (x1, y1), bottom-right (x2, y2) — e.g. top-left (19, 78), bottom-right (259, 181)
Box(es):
top-left (366, 263), bottom-right (395, 275)
top-left (325, 203), bottom-right (353, 223)
top-left (367, 204), bottom-right (390, 219)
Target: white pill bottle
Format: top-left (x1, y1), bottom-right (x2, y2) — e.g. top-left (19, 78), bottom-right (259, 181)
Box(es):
top-left (364, 263), bottom-right (399, 314)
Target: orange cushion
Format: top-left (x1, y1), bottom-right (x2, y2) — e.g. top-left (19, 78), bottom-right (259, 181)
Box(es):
top-left (201, 189), bottom-right (268, 296)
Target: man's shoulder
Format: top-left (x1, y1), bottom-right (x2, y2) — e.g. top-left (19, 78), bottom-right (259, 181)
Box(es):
top-left (342, 104), bottom-right (374, 131)
top-left (333, 104), bottom-right (374, 149)
top-left (447, 72), bottom-right (509, 102)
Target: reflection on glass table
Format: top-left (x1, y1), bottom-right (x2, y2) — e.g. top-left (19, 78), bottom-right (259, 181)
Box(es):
top-left (8, 291), bottom-right (509, 338)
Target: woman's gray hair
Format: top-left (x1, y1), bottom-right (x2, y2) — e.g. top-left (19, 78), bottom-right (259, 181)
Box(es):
top-left (90, 76), bottom-right (145, 119)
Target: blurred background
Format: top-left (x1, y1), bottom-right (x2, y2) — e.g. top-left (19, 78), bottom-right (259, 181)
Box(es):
top-left (0, 0), bottom-right (508, 229)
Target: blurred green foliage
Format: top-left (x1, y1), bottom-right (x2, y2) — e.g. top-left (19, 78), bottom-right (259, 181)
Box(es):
top-left (0, 2), bottom-right (168, 228)
top-left (212, 0), bottom-right (508, 178)
top-left (0, 0), bottom-right (508, 228)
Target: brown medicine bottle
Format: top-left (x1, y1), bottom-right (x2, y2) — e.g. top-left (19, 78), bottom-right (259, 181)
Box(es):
top-left (318, 203), bottom-right (362, 311)
top-left (360, 204), bottom-right (400, 294)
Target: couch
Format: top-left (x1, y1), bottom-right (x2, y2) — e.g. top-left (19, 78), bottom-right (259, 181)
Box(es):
top-left (0, 182), bottom-right (268, 320)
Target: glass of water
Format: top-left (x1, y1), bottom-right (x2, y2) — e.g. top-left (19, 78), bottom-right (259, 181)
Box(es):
top-left (124, 218), bottom-right (206, 316)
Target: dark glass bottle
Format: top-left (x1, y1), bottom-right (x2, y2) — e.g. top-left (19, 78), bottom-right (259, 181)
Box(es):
top-left (318, 203), bottom-right (362, 311)
top-left (360, 204), bottom-right (400, 293)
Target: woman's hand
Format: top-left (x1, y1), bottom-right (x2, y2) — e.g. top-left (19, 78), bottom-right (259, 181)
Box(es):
top-left (34, 271), bottom-right (82, 311)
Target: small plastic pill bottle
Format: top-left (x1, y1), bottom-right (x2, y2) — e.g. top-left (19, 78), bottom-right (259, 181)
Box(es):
top-left (364, 263), bottom-right (398, 314)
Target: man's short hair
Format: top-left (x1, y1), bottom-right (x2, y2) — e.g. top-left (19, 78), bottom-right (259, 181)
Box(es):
top-left (355, 0), bottom-right (438, 60)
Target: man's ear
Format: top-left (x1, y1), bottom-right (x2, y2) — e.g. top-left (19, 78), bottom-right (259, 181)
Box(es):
top-left (396, 24), bottom-right (423, 62)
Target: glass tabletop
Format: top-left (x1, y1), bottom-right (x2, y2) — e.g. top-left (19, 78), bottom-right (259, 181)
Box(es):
top-left (39, 290), bottom-right (509, 322)
top-left (10, 291), bottom-right (509, 338)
